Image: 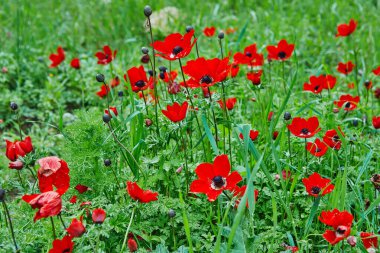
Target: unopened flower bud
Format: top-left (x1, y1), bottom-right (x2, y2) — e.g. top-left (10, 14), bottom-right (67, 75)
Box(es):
top-left (9, 160), bottom-right (24, 170)
top-left (0, 189), bottom-right (5, 202)
top-left (176, 166), bottom-right (183, 173)
top-left (104, 159), bottom-right (111, 167)
top-left (102, 114), bottom-right (111, 123)
top-left (10, 102), bottom-right (18, 111)
top-left (347, 236), bottom-right (357, 247)
top-left (145, 118), bottom-right (153, 127)
top-left (118, 91), bottom-right (124, 97)
top-left (96, 74), bottom-right (105, 83)
top-left (141, 54), bottom-right (150, 64)
top-left (168, 209), bottom-right (176, 218)
top-left (218, 32), bottom-right (225, 39)
top-left (284, 112), bottom-right (291, 121)
top-left (144, 5), bottom-right (152, 17)
top-left (141, 47), bottom-right (149, 54)
top-left (186, 25), bottom-right (194, 33)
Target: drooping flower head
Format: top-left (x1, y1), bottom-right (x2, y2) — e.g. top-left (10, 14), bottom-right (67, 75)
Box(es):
top-left (190, 155), bottom-right (242, 202)
top-left (22, 191), bottom-right (62, 222)
top-left (302, 172), bottom-right (334, 197)
top-left (126, 181), bottom-right (158, 203)
top-left (49, 46), bottom-right (65, 68)
top-left (162, 101), bottom-right (188, 123)
top-left (37, 156), bottom-right (70, 195)
top-left (233, 44), bottom-right (264, 67)
top-left (334, 94), bottom-right (360, 111)
top-left (336, 19), bottom-right (357, 37)
top-left (306, 138), bottom-right (329, 157)
top-left (287, 116), bottom-right (321, 138)
top-left (95, 45), bottom-right (117, 65)
top-left (151, 30), bottom-right (197, 61)
top-left (5, 136), bottom-right (33, 161)
top-left (319, 209), bottom-right (354, 245)
top-left (182, 57), bottom-right (230, 88)
top-left (266, 39), bottom-right (295, 61)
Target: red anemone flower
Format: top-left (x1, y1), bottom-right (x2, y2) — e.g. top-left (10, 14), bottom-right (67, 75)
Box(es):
top-left (218, 98), bottom-right (237, 111)
top-left (247, 70), bottom-right (263, 85)
top-left (182, 57), bottom-right (230, 88)
top-left (266, 39), bottom-right (295, 61)
top-left (336, 19), bottom-right (357, 37)
top-left (22, 191), bottom-right (62, 222)
top-left (67, 217), bottom-right (86, 238)
top-left (190, 155), bottom-right (242, 202)
top-left (49, 46), bottom-right (65, 68)
top-left (110, 76), bottom-right (120, 88)
top-left (125, 66), bottom-right (150, 92)
top-left (323, 75), bottom-right (337, 90)
top-left (306, 138), bottom-right (329, 157)
top-left (95, 45), bottom-right (117, 65)
top-left (233, 44), bottom-right (264, 67)
top-left (37, 156), bottom-right (70, 195)
top-left (92, 208), bottom-right (106, 224)
top-left (69, 195), bottom-right (77, 204)
top-left (239, 130), bottom-right (259, 141)
top-left (105, 106), bottom-right (118, 117)
top-left (162, 101), bottom-right (188, 123)
top-left (203, 26), bottom-right (216, 37)
top-left (302, 172), bottom-right (334, 197)
top-left (373, 66), bottom-right (380, 76)
top-left (360, 232), bottom-right (378, 250)
top-left (96, 85), bottom-right (110, 98)
top-left (5, 136), bottom-right (33, 161)
top-left (303, 75), bottom-right (329, 94)
top-left (75, 184), bottom-right (90, 194)
top-left (126, 181), bottom-right (158, 203)
top-left (334, 94), bottom-right (360, 111)
top-left (319, 209), bottom-right (354, 245)
top-left (161, 71), bottom-right (178, 83)
top-left (323, 128), bottom-right (344, 150)
top-left (337, 61), bottom-right (355, 75)
top-left (287, 116), bottom-right (321, 138)
top-left (49, 235), bottom-right (74, 253)
top-left (151, 30), bottom-right (196, 61)
top-left (372, 116), bottom-right (380, 129)
top-left (128, 238), bottom-right (138, 252)
top-left (232, 185), bottom-right (259, 207)
top-left (364, 80), bottom-right (373, 90)
top-left (230, 63), bottom-right (240, 77)
top-left (70, 58), bottom-right (80, 69)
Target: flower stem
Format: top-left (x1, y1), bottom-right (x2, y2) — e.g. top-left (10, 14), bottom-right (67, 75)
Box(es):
top-left (288, 129), bottom-right (292, 165)
top-left (179, 124), bottom-right (189, 193)
top-left (2, 201), bottom-right (19, 252)
top-left (304, 138), bottom-right (308, 171)
top-left (207, 87), bottom-right (218, 143)
top-left (282, 61), bottom-right (287, 92)
top-left (120, 206), bottom-right (135, 253)
top-left (58, 213), bottom-right (67, 230)
top-left (50, 217), bottom-right (56, 239)
top-left (141, 90), bottom-right (149, 115)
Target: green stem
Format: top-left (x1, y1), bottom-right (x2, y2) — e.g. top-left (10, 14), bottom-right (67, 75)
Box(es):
top-left (2, 202), bottom-right (19, 252)
top-left (50, 217), bottom-right (56, 239)
top-left (120, 206), bottom-right (135, 253)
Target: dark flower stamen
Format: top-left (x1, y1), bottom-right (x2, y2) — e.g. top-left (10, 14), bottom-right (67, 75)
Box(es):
top-left (311, 186), bottom-right (321, 194)
top-left (201, 75), bottom-right (213, 84)
top-left (172, 46), bottom-right (183, 55)
top-left (301, 128), bottom-right (310, 135)
top-left (278, 51), bottom-right (286, 59)
top-left (245, 52), bottom-right (252, 57)
top-left (212, 176), bottom-right (225, 188)
top-left (135, 80), bottom-right (146, 88)
top-left (345, 102), bottom-right (351, 108)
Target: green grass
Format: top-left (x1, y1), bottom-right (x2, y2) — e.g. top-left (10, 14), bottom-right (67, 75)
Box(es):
top-left (1, 0), bottom-right (379, 252)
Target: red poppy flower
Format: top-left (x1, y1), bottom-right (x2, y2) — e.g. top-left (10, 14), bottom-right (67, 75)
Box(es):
top-left (239, 130), bottom-right (259, 141)
top-left (5, 136), bottom-right (33, 161)
top-left (225, 27), bottom-right (236, 34)
top-left (22, 191), bottom-right (62, 222)
top-left (190, 155), bottom-right (242, 202)
top-left (125, 66), bottom-right (150, 92)
top-left (303, 75), bottom-right (326, 94)
top-left (70, 58), bottom-right (80, 69)
top-left (161, 71), bottom-right (178, 83)
top-left (151, 30), bottom-right (196, 61)
top-left (323, 128), bottom-right (344, 150)
top-left (247, 70), bottom-right (263, 85)
top-left (285, 246), bottom-right (299, 252)
top-left (336, 19), bottom-right (357, 37)
top-left (287, 117), bottom-right (321, 138)
top-left (110, 76), bottom-right (120, 88)
top-left (128, 238), bottom-right (138, 252)
top-left (337, 61), bottom-right (355, 75)
top-left (182, 57), bottom-right (230, 88)
top-left (203, 26), bottom-right (216, 37)
top-left (37, 156), bottom-right (70, 195)
top-left (372, 116), bottom-right (380, 129)
top-left (162, 101), bottom-right (188, 123)
top-left (364, 80), bottom-right (373, 90)
top-left (306, 138), bottom-right (329, 157)
top-left (126, 181), bottom-right (158, 203)
top-left (268, 111), bottom-right (274, 121)
top-left (347, 82), bottom-right (355, 89)
top-left (233, 44), bottom-right (264, 67)
top-left (266, 39), bottom-right (295, 61)
top-left (75, 184), bottom-right (90, 194)
top-left (8, 160), bottom-right (24, 170)
top-left (272, 131), bottom-right (279, 140)
top-left (230, 63), bottom-right (240, 77)
top-left (67, 217), bottom-right (86, 238)
top-left (49, 235), bottom-right (74, 253)
top-left (323, 75), bottom-right (337, 90)
top-left (92, 208), bottom-right (106, 224)
top-left (373, 66), bottom-right (380, 76)
top-left (105, 106), bottom-right (118, 117)
top-left (218, 98), bottom-right (237, 111)
top-left (69, 195), bottom-right (77, 204)
top-left (232, 185), bottom-right (259, 207)
top-left (49, 46), bottom-right (65, 68)
top-left (334, 94), bottom-right (360, 111)
top-left (319, 209), bottom-right (354, 245)
top-left (302, 172), bottom-right (334, 197)
top-left (95, 45), bottom-right (117, 65)
top-left (360, 232), bottom-right (378, 250)
top-left (96, 85), bottom-right (110, 98)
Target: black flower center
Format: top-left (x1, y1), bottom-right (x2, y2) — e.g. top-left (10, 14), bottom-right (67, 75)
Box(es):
top-left (301, 128), bottom-right (310, 135)
top-left (332, 135), bottom-right (339, 142)
top-left (212, 176), bottom-right (225, 188)
top-left (172, 46), bottom-right (183, 55)
top-left (314, 85), bottom-right (320, 91)
top-left (345, 102), bottom-right (351, 108)
top-left (336, 226), bottom-right (347, 235)
top-left (135, 80), bottom-right (146, 88)
top-left (365, 81), bottom-right (371, 87)
top-left (311, 186), bottom-right (321, 194)
top-left (316, 148), bottom-right (321, 152)
top-left (278, 51), bottom-right (286, 59)
top-left (245, 52), bottom-right (252, 57)
top-left (63, 249), bottom-right (71, 253)
top-left (201, 75), bottom-right (213, 84)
